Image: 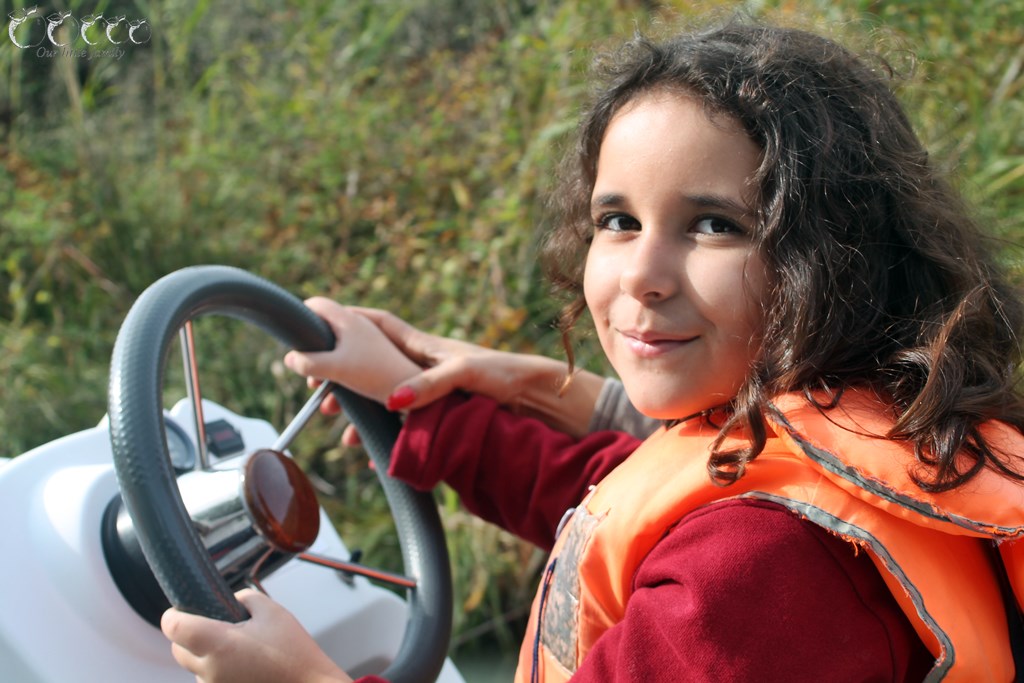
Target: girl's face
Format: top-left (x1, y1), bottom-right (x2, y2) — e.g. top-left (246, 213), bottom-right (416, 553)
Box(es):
top-left (584, 92), bottom-right (767, 420)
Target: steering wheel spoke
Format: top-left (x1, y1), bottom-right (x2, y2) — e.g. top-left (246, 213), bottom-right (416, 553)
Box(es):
top-left (179, 321), bottom-right (212, 470)
top-left (298, 551), bottom-right (417, 590)
top-left (271, 380), bottom-right (335, 453)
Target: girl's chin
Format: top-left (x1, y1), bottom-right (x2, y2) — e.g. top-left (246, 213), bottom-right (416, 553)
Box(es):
top-left (624, 387), bottom-right (721, 422)
top-left (629, 397), bottom-right (701, 421)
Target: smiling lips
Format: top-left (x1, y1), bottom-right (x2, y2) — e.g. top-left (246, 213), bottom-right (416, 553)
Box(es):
top-left (618, 329), bottom-right (696, 358)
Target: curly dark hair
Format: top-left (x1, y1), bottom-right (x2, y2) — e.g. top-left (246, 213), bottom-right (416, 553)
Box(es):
top-left (544, 18), bottom-right (1024, 491)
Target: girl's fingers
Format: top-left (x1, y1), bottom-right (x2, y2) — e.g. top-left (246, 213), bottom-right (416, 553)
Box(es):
top-left (349, 307), bottom-right (445, 366)
top-left (168, 641), bottom-right (204, 673)
top-left (320, 392), bottom-right (341, 416)
top-left (302, 296), bottom-right (348, 323)
top-left (234, 588), bottom-right (275, 615)
top-left (303, 374), bottom-right (341, 415)
top-left (283, 349), bottom-right (335, 380)
top-left (161, 607), bottom-right (228, 656)
top-left (341, 424), bottom-right (362, 446)
top-left (385, 361), bottom-right (468, 412)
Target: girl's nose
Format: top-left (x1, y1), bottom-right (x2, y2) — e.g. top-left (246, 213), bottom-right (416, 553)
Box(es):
top-left (619, 231), bottom-right (679, 303)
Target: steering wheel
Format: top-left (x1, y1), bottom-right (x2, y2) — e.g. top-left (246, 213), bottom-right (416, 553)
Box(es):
top-left (107, 265), bottom-right (452, 683)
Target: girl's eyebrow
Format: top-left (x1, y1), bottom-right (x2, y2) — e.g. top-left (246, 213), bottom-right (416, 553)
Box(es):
top-left (590, 192), bottom-right (752, 217)
top-left (689, 193), bottom-right (754, 218)
top-left (591, 193), bottom-right (626, 210)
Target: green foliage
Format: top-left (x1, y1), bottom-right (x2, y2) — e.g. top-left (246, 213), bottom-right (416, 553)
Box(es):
top-left (2, 0), bottom-right (1023, 658)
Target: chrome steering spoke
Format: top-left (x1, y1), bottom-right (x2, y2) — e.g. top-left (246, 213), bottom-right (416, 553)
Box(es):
top-left (272, 380), bottom-right (335, 453)
top-left (179, 321), bottom-right (210, 470)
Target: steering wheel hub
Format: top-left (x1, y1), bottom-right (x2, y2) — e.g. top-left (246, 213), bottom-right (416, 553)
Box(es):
top-left (243, 448), bottom-right (320, 554)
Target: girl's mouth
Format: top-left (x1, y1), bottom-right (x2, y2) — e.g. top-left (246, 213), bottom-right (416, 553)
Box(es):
top-left (619, 330), bottom-right (695, 358)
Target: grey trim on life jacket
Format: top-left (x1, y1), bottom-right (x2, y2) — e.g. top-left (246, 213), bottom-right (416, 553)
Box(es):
top-left (735, 491), bottom-right (952, 682)
top-left (767, 407), bottom-right (1024, 538)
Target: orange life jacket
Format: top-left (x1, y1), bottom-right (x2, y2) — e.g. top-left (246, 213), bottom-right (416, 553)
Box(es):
top-left (514, 390), bottom-right (1024, 682)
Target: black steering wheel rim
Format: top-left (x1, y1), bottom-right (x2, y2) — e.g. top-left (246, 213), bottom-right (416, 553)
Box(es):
top-left (107, 265), bottom-right (452, 683)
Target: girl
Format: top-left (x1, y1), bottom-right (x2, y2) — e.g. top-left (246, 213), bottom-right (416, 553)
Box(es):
top-left (162, 18), bottom-right (1024, 682)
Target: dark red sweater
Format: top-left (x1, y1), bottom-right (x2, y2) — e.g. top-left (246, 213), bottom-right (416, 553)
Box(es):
top-left (360, 393), bottom-right (933, 682)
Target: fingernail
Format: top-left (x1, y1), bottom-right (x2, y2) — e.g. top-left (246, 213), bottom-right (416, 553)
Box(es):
top-left (385, 386), bottom-right (416, 411)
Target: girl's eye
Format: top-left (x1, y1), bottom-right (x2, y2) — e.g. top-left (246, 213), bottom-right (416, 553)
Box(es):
top-left (595, 213), bottom-right (640, 232)
top-left (692, 216), bottom-right (742, 235)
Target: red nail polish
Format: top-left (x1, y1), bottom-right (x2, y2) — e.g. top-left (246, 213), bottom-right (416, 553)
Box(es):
top-left (386, 386), bottom-right (416, 411)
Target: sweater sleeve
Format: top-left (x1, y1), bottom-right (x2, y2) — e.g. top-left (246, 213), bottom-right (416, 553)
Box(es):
top-left (588, 378), bottom-right (661, 439)
top-left (389, 392), bottom-right (642, 550)
top-left (568, 498), bottom-right (933, 683)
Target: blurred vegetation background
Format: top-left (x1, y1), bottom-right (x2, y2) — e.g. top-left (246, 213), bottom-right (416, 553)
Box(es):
top-left (2, 0), bottom-right (1022, 667)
